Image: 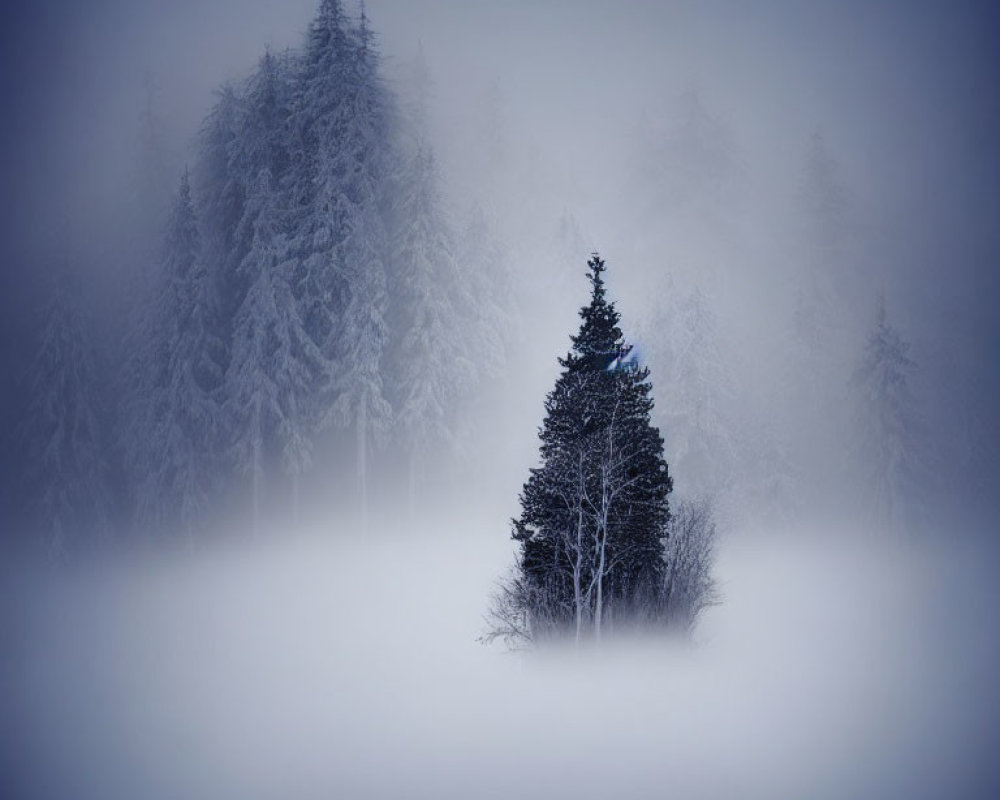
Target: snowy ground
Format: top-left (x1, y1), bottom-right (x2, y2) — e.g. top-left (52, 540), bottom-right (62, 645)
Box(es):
top-left (4, 520), bottom-right (999, 799)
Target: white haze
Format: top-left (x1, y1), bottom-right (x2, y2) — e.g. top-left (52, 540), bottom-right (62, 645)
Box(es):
top-left (5, 519), bottom-right (999, 799)
top-left (2, 1), bottom-right (999, 797)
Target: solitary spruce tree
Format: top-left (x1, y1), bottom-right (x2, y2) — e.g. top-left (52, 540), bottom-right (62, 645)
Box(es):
top-left (511, 255), bottom-right (672, 642)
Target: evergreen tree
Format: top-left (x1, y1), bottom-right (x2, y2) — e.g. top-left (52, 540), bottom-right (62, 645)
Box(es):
top-left (286, 0), bottom-right (359, 374)
top-left (134, 173), bottom-right (226, 539)
top-left (676, 288), bottom-right (736, 494)
top-left (645, 284), bottom-right (737, 501)
top-left (225, 169), bottom-right (322, 531)
top-left (511, 255), bottom-right (672, 642)
top-left (456, 205), bottom-right (514, 383)
top-left (202, 50), bottom-right (331, 524)
top-left (19, 263), bottom-right (112, 558)
top-left (117, 226), bottom-right (175, 531)
top-left (126, 71), bottom-right (176, 282)
top-left (395, 41), bottom-right (433, 149)
top-left (390, 146), bottom-right (469, 515)
top-left (325, 6), bottom-right (396, 525)
top-left (182, 1), bottom-right (406, 527)
top-left (195, 83), bottom-right (245, 332)
top-left (851, 297), bottom-right (922, 538)
top-left (287, 0), bottom-right (396, 524)
top-left (391, 47), bottom-right (512, 492)
top-left (230, 51), bottom-right (293, 274)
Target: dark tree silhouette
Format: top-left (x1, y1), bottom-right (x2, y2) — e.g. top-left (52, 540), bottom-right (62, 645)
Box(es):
top-left (505, 254), bottom-right (673, 643)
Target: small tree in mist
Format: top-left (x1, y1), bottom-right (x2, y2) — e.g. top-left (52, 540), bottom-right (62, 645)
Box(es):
top-left (661, 497), bottom-right (719, 632)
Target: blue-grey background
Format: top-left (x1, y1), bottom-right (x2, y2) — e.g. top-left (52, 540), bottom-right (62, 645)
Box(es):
top-left (1, 2), bottom-right (998, 798)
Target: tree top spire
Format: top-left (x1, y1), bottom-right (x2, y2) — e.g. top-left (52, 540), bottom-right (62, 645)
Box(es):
top-left (587, 251), bottom-right (606, 303)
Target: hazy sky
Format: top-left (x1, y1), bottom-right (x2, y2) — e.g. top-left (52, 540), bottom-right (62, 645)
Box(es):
top-left (2, 0), bottom-right (996, 319)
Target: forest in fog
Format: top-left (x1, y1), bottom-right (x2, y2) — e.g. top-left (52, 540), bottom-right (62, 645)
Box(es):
top-left (3, 0), bottom-right (994, 554)
top-left (1, 1), bottom-right (998, 798)
top-left (4, 3), bottom-right (518, 548)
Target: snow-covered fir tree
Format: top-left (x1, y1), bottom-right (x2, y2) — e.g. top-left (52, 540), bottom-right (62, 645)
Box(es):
top-left (395, 41), bottom-right (433, 147)
top-left (220, 50), bottom-right (325, 522)
top-left (447, 204), bottom-right (518, 484)
top-left (282, 0), bottom-right (396, 524)
top-left (851, 297), bottom-right (923, 539)
top-left (229, 50), bottom-right (294, 274)
top-left (117, 232), bottom-right (175, 530)
top-left (132, 173), bottom-right (226, 539)
top-left (389, 145), bottom-right (470, 515)
top-left (112, 0), bottom-right (515, 536)
top-left (321, 5), bottom-right (395, 524)
top-left (643, 283), bottom-right (737, 503)
top-left (214, 50), bottom-right (313, 520)
top-left (126, 72), bottom-right (176, 280)
top-left (673, 287), bottom-right (738, 496)
top-left (195, 83), bottom-right (246, 342)
top-left (225, 168), bottom-right (322, 531)
top-left (456, 204), bottom-right (515, 383)
top-left (328, 196), bottom-right (393, 528)
top-left (286, 0), bottom-right (360, 373)
top-left (19, 264), bottom-right (113, 558)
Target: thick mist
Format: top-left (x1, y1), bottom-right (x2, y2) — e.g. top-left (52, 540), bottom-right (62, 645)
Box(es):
top-left (2, 1), bottom-right (999, 798)
top-left (5, 523), bottom-right (999, 799)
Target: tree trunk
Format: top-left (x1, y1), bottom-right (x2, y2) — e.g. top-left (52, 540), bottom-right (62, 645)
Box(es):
top-left (573, 502), bottom-right (584, 646)
top-left (594, 405), bottom-right (620, 641)
top-left (595, 524), bottom-right (607, 641)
